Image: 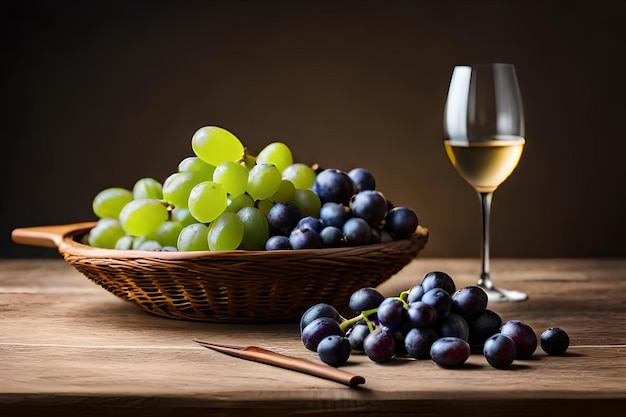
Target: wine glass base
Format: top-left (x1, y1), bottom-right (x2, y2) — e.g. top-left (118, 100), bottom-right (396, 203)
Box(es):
top-left (481, 287), bottom-right (528, 302)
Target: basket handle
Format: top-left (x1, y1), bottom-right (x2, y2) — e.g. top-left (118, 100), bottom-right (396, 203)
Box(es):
top-left (11, 222), bottom-right (96, 249)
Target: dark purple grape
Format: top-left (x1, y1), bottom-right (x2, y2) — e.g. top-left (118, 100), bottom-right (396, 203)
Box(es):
top-left (267, 202), bottom-right (301, 234)
top-left (346, 322), bottom-right (371, 351)
top-left (349, 287), bottom-right (385, 313)
top-left (342, 217), bottom-right (372, 246)
top-left (319, 202), bottom-right (351, 228)
top-left (377, 297), bottom-right (408, 332)
top-left (385, 198), bottom-right (395, 212)
top-left (406, 301), bottom-right (436, 329)
top-left (407, 284), bottom-right (425, 303)
top-left (348, 168), bottom-right (376, 191)
top-left (437, 313), bottom-right (469, 341)
top-left (385, 206), bottom-right (418, 239)
top-left (264, 235), bottom-right (291, 250)
top-left (468, 309), bottom-right (502, 349)
top-left (376, 228), bottom-right (394, 243)
top-left (320, 226), bottom-right (344, 248)
top-left (316, 335), bottom-right (352, 367)
top-left (363, 329), bottom-right (396, 363)
top-left (421, 271), bottom-right (456, 295)
top-left (390, 331), bottom-right (408, 356)
top-left (404, 328), bottom-right (438, 359)
top-left (483, 333), bottom-right (517, 369)
top-left (289, 227), bottom-right (322, 249)
top-left (350, 190), bottom-right (388, 226)
top-left (296, 216), bottom-right (324, 233)
top-left (313, 169), bottom-right (355, 205)
top-left (368, 227), bottom-right (382, 244)
top-left (301, 317), bottom-right (344, 351)
top-left (370, 227), bottom-right (394, 244)
top-left (451, 286), bottom-right (488, 320)
top-left (540, 327), bottom-right (570, 355)
top-left (421, 287), bottom-right (452, 321)
top-left (430, 337), bottom-right (471, 368)
top-left (500, 320), bottom-right (538, 359)
top-left (299, 303), bottom-right (343, 333)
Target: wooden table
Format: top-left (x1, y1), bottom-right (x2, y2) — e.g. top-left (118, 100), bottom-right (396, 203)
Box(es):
top-left (1, 258), bottom-right (625, 416)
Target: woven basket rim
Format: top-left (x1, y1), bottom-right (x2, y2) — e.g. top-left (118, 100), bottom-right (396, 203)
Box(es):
top-left (59, 222), bottom-right (429, 261)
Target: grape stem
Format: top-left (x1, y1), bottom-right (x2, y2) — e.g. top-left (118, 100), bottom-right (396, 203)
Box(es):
top-left (239, 147), bottom-right (249, 164)
top-left (338, 291), bottom-right (413, 334)
top-left (339, 307), bottom-right (379, 334)
top-left (339, 314), bottom-right (363, 333)
top-left (392, 295), bottom-right (408, 308)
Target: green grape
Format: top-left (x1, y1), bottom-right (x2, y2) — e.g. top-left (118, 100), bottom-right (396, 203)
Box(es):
top-left (137, 240), bottom-right (163, 251)
top-left (271, 179), bottom-right (296, 202)
top-left (282, 163), bottom-right (317, 189)
top-left (256, 142), bottom-right (293, 173)
top-left (178, 156), bottom-right (216, 181)
top-left (154, 220), bottom-right (184, 247)
top-left (188, 181), bottom-right (228, 223)
top-left (133, 177), bottom-right (163, 200)
top-left (256, 199), bottom-right (274, 216)
top-left (246, 164), bottom-right (282, 201)
top-left (162, 171), bottom-right (203, 208)
top-left (177, 223), bottom-right (210, 251)
top-left (114, 235), bottom-right (134, 250)
top-left (213, 161), bottom-right (249, 196)
top-left (291, 188), bottom-right (321, 218)
top-left (92, 187), bottom-right (133, 219)
top-left (242, 153), bottom-right (256, 170)
top-left (225, 193), bottom-right (254, 213)
top-left (79, 233), bottom-right (89, 246)
top-left (207, 212), bottom-right (244, 251)
top-left (131, 235), bottom-right (149, 250)
top-left (119, 198), bottom-right (169, 237)
top-left (130, 236), bottom-right (150, 250)
top-left (191, 126), bottom-right (245, 166)
top-left (88, 218), bottom-right (126, 249)
top-left (170, 207), bottom-right (197, 227)
top-left (236, 206), bottom-right (269, 250)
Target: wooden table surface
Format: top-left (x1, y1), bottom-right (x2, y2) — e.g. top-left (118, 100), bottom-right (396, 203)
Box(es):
top-left (1, 258), bottom-right (625, 416)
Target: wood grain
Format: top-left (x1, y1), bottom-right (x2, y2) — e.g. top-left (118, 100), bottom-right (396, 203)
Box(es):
top-left (1, 258), bottom-right (625, 416)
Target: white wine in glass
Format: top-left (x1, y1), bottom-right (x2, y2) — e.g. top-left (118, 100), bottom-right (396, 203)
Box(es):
top-left (444, 63), bottom-right (527, 302)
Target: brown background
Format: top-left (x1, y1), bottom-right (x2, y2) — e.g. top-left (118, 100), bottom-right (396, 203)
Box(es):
top-left (2, 0), bottom-right (625, 258)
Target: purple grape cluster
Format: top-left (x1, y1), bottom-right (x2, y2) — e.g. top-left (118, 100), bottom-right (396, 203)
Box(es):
top-left (265, 168), bottom-right (419, 250)
top-left (300, 271), bottom-right (570, 369)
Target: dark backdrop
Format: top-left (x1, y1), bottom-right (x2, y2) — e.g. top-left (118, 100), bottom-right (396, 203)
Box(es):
top-left (2, 0), bottom-right (625, 258)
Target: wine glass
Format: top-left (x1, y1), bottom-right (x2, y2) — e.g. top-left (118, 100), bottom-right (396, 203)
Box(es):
top-left (443, 63), bottom-right (527, 302)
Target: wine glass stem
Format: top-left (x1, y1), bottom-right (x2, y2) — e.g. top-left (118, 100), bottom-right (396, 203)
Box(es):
top-left (478, 191), bottom-right (494, 290)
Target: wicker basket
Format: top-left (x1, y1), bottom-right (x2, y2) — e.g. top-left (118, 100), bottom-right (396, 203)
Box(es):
top-left (12, 222), bottom-right (429, 323)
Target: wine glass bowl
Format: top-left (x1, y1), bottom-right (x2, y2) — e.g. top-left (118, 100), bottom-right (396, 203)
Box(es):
top-left (443, 63), bottom-right (527, 302)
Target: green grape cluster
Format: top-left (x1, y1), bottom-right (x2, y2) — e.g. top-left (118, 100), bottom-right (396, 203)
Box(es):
top-left (89, 125), bottom-right (317, 252)
top-left (87, 125), bottom-right (420, 252)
